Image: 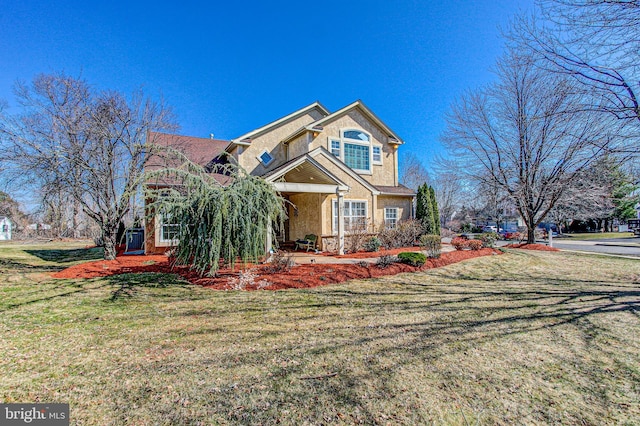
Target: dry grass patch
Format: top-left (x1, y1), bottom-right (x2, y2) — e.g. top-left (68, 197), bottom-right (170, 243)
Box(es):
top-left (0, 242), bottom-right (639, 424)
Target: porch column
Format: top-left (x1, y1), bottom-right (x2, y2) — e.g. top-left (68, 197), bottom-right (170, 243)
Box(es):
top-left (337, 189), bottom-right (346, 255)
top-left (372, 194), bottom-right (377, 232)
top-left (265, 221), bottom-right (273, 257)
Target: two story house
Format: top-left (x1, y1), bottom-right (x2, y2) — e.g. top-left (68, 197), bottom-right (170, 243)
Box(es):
top-left (145, 100), bottom-right (415, 255)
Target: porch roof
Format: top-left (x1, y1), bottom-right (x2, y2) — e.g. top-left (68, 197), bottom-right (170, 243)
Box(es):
top-left (262, 151), bottom-right (349, 193)
top-left (374, 184), bottom-right (416, 196)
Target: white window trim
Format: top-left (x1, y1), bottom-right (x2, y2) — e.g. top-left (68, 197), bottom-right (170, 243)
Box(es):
top-left (155, 214), bottom-right (180, 247)
top-left (384, 207), bottom-right (399, 229)
top-left (327, 129), bottom-right (376, 175)
top-left (158, 213), bottom-right (179, 244)
top-left (258, 150), bottom-right (274, 167)
top-left (329, 138), bottom-right (341, 157)
top-left (372, 145), bottom-right (383, 165)
top-left (332, 199), bottom-right (369, 234)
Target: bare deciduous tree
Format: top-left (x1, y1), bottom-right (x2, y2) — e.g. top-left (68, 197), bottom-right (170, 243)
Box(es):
top-left (442, 49), bottom-right (613, 243)
top-left (400, 152), bottom-right (430, 190)
top-left (431, 168), bottom-right (465, 229)
top-left (515, 1), bottom-right (640, 148)
top-left (0, 73), bottom-right (176, 259)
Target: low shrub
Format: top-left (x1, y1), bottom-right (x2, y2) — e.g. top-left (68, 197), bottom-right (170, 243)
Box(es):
top-left (478, 232), bottom-right (498, 248)
top-left (228, 269), bottom-right (269, 290)
top-left (467, 239), bottom-right (483, 250)
top-left (345, 218), bottom-right (371, 253)
top-left (420, 234), bottom-right (441, 258)
top-left (397, 252), bottom-right (427, 267)
top-left (451, 237), bottom-right (468, 250)
top-left (440, 228), bottom-right (457, 239)
top-left (378, 219), bottom-right (423, 249)
top-left (265, 250), bottom-right (295, 273)
top-left (363, 236), bottom-right (382, 252)
top-left (375, 254), bottom-right (397, 269)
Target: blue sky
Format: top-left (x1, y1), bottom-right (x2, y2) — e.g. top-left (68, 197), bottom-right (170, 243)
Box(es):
top-left (0, 0), bottom-right (532, 171)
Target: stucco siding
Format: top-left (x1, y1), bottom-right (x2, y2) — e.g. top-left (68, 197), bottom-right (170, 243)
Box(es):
top-left (376, 195), bottom-right (413, 230)
top-left (288, 193), bottom-right (324, 242)
top-left (308, 108), bottom-right (398, 186)
top-left (286, 133), bottom-right (312, 160)
top-left (239, 109), bottom-right (325, 175)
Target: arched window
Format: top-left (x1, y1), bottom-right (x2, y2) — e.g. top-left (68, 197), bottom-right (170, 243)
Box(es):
top-left (328, 129), bottom-right (381, 173)
top-left (342, 130), bottom-right (369, 141)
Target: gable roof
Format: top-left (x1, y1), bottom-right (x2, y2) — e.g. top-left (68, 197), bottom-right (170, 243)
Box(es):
top-left (308, 147), bottom-right (381, 195)
top-left (230, 101), bottom-right (330, 146)
top-left (146, 132), bottom-right (230, 171)
top-left (301, 100), bottom-right (404, 145)
top-left (262, 150), bottom-right (348, 190)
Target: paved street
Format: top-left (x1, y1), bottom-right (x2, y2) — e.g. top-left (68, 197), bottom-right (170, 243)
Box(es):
top-left (550, 237), bottom-right (640, 258)
top-left (496, 237), bottom-right (640, 258)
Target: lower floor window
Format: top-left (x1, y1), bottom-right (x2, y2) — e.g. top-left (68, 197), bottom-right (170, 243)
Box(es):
top-left (385, 207), bottom-right (398, 229)
top-left (159, 213), bottom-right (179, 243)
top-left (333, 200), bottom-right (367, 232)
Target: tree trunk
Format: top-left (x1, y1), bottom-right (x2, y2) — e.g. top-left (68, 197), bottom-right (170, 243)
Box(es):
top-left (595, 219), bottom-right (603, 232)
top-left (103, 227), bottom-right (118, 260)
top-left (525, 216), bottom-right (536, 244)
top-left (72, 202), bottom-right (79, 239)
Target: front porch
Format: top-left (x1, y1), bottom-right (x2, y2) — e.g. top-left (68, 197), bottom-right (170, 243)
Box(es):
top-left (264, 153), bottom-right (351, 254)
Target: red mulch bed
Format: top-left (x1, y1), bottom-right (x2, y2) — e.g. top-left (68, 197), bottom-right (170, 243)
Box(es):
top-left (52, 248), bottom-right (500, 291)
top-left (505, 243), bottom-right (560, 252)
top-left (317, 246), bottom-right (424, 259)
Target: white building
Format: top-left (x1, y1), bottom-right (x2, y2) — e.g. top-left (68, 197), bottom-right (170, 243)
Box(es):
top-left (0, 217), bottom-right (11, 240)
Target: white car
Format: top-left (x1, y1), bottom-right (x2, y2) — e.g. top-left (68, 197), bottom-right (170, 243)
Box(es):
top-left (482, 226), bottom-right (498, 233)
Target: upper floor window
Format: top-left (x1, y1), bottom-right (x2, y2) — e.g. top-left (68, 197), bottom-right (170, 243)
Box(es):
top-left (328, 129), bottom-right (380, 174)
top-left (330, 139), bottom-right (341, 157)
top-left (343, 130), bottom-right (369, 141)
top-left (372, 146), bottom-right (382, 164)
top-left (343, 143), bottom-right (370, 172)
top-left (259, 150), bottom-right (274, 166)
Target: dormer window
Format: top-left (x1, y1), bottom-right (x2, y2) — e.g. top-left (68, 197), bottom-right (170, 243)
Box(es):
top-left (259, 150), bottom-right (274, 166)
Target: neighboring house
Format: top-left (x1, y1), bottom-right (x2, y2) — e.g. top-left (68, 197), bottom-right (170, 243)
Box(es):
top-left (0, 217), bottom-right (11, 240)
top-left (145, 100), bottom-right (416, 254)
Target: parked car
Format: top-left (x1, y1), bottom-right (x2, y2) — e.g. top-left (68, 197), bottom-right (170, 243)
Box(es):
top-left (498, 229), bottom-right (521, 240)
top-left (482, 226), bottom-right (498, 233)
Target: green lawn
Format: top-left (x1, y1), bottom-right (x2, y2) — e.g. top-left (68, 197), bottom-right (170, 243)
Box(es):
top-left (1, 242), bottom-right (639, 425)
top-left (563, 232), bottom-right (637, 240)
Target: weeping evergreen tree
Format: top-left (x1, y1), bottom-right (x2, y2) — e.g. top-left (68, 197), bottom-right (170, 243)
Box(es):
top-left (429, 185), bottom-right (441, 236)
top-left (416, 183), bottom-right (435, 234)
top-left (146, 152), bottom-right (286, 276)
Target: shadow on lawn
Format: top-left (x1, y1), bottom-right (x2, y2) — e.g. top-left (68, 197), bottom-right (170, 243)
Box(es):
top-left (105, 272), bottom-right (198, 301)
top-left (0, 257), bottom-right (66, 273)
top-left (25, 247), bottom-right (103, 263)
top-left (148, 275), bottom-right (640, 425)
top-left (0, 280), bottom-right (108, 312)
